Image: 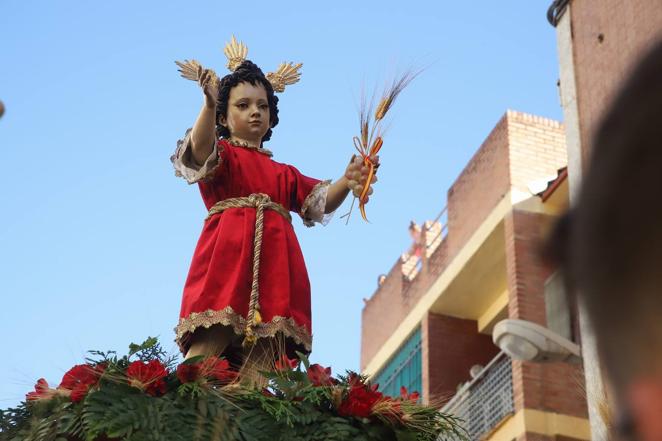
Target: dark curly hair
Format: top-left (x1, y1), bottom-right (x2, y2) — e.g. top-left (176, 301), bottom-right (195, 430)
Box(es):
top-left (215, 60), bottom-right (279, 144)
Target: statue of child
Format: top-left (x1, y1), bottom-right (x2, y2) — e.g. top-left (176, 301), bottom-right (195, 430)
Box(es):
top-left (171, 40), bottom-right (377, 376)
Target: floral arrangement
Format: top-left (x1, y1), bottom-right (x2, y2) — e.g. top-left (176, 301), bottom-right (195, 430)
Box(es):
top-left (0, 338), bottom-right (466, 441)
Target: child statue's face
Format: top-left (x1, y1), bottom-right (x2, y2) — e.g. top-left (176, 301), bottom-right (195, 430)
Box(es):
top-left (219, 81), bottom-right (271, 145)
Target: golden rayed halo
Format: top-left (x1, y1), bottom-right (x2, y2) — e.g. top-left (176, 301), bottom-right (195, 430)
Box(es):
top-left (175, 59), bottom-right (220, 90)
top-left (222, 36), bottom-right (303, 93)
top-left (176, 37), bottom-right (303, 94)
top-left (266, 62), bottom-right (303, 93)
top-left (223, 35), bottom-right (248, 72)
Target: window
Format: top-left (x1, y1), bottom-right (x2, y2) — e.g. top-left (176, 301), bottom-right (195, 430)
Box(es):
top-left (544, 271), bottom-right (574, 341)
top-left (373, 327), bottom-right (422, 398)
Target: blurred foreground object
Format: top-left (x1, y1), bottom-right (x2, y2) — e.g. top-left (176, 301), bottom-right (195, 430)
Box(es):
top-left (0, 100), bottom-right (5, 118)
top-left (549, 39), bottom-right (662, 441)
top-left (549, 2), bottom-right (662, 438)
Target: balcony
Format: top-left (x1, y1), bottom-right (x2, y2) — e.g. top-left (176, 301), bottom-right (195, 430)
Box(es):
top-left (440, 352), bottom-right (514, 440)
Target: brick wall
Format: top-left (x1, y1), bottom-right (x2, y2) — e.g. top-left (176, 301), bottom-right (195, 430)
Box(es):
top-left (361, 235), bottom-right (450, 370)
top-left (505, 210), bottom-right (587, 419)
top-left (422, 312), bottom-right (500, 405)
top-left (507, 111), bottom-right (567, 195)
top-left (446, 114), bottom-right (510, 256)
top-left (446, 111), bottom-right (566, 259)
top-left (569, 0), bottom-right (662, 164)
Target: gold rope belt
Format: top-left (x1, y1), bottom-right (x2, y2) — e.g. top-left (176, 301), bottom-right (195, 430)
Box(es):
top-left (206, 193), bottom-right (292, 347)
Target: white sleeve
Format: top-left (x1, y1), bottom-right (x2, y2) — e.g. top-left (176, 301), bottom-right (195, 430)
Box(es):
top-left (170, 128), bottom-right (220, 184)
top-left (300, 180), bottom-right (334, 227)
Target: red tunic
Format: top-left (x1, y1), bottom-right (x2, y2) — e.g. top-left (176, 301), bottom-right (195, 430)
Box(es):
top-left (174, 138), bottom-right (325, 355)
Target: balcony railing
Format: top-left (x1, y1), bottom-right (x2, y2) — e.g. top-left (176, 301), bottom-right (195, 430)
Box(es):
top-left (401, 206), bottom-right (448, 282)
top-left (439, 352), bottom-right (514, 440)
top-left (425, 205), bottom-right (448, 257)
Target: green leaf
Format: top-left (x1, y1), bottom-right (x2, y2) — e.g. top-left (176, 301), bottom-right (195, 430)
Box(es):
top-left (395, 429), bottom-right (418, 441)
top-left (295, 351), bottom-right (310, 370)
top-left (181, 355), bottom-right (205, 365)
top-left (197, 399), bottom-right (208, 418)
top-left (286, 371), bottom-right (308, 383)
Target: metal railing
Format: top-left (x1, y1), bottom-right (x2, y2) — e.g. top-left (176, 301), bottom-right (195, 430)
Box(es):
top-left (440, 352), bottom-right (514, 440)
top-left (425, 206), bottom-right (448, 255)
top-left (402, 205), bottom-right (448, 281)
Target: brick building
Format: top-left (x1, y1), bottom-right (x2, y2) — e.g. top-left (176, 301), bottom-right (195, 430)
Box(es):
top-left (360, 110), bottom-right (590, 440)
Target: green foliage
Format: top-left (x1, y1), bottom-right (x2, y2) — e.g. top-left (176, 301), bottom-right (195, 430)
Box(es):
top-left (0, 338), bottom-right (466, 441)
top-left (0, 405), bottom-right (30, 440)
top-left (86, 337), bottom-right (179, 372)
top-left (1, 402), bottom-right (69, 441)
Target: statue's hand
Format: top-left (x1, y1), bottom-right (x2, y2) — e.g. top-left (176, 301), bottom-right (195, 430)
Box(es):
top-left (345, 155), bottom-right (379, 203)
top-left (175, 60), bottom-right (219, 109)
top-left (198, 65), bottom-right (219, 109)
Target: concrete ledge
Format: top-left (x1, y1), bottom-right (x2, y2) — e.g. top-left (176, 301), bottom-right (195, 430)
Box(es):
top-left (487, 409), bottom-right (591, 441)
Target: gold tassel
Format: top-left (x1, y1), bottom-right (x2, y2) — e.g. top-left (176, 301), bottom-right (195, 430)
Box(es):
top-left (242, 330), bottom-right (257, 347)
top-left (242, 308), bottom-right (261, 347)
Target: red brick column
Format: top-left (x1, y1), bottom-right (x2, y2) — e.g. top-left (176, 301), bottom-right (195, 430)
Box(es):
top-left (504, 210), bottom-right (588, 422)
top-left (422, 312), bottom-right (499, 405)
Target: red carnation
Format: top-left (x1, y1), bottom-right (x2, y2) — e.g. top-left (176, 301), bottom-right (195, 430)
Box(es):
top-left (307, 364), bottom-right (334, 386)
top-left (400, 386), bottom-right (420, 402)
top-left (59, 364), bottom-right (105, 403)
top-left (338, 383), bottom-right (384, 418)
top-left (201, 357), bottom-right (237, 384)
top-left (274, 354), bottom-right (299, 371)
top-left (176, 363), bottom-right (201, 384)
top-left (126, 360), bottom-right (168, 396)
top-left (26, 378), bottom-right (58, 402)
top-left (347, 372), bottom-right (365, 387)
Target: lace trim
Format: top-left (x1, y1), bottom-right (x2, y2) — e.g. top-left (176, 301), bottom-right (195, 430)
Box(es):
top-left (223, 138), bottom-right (273, 157)
top-left (300, 179), bottom-right (332, 227)
top-left (175, 306), bottom-right (312, 354)
top-left (171, 128), bottom-right (222, 184)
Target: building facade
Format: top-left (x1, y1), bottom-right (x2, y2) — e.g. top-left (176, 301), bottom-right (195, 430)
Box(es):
top-left (361, 110), bottom-right (589, 440)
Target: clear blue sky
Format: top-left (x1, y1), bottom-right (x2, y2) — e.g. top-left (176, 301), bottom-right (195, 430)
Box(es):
top-left (0, 1), bottom-right (561, 407)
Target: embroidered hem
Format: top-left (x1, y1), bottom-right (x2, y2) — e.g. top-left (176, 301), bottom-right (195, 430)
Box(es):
top-left (175, 306), bottom-right (312, 354)
top-left (300, 179), bottom-right (332, 227)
